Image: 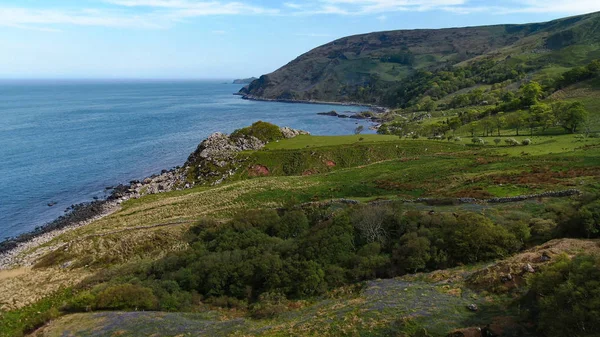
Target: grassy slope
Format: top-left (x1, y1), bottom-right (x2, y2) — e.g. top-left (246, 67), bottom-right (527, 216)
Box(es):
top-left (32, 238), bottom-right (600, 337)
top-left (2, 134), bottom-right (600, 336)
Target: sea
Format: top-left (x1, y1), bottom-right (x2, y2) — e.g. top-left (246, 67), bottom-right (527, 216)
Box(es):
top-left (0, 80), bottom-right (373, 240)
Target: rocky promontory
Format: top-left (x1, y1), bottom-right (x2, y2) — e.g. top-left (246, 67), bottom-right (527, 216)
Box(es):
top-left (0, 122), bottom-right (309, 266)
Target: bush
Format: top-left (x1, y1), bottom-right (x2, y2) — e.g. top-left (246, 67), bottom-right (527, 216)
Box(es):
top-left (95, 284), bottom-right (158, 310)
top-left (528, 254), bottom-right (600, 337)
top-left (522, 138), bottom-right (531, 145)
top-left (505, 138), bottom-right (520, 146)
top-left (494, 138), bottom-right (502, 145)
top-left (230, 121), bottom-right (283, 143)
top-left (65, 291), bottom-right (96, 312)
top-left (249, 292), bottom-right (289, 319)
top-left (471, 137), bottom-right (485, 145)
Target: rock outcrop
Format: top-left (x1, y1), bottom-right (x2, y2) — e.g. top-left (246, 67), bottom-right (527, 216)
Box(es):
top-left (185, 126), bottom-right (308, 185)
top-left (0, 123), bottom-right (309, 263)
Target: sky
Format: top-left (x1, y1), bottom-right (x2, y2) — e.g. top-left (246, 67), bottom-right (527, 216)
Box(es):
top-left (1, 0), bottom-right (600, 79)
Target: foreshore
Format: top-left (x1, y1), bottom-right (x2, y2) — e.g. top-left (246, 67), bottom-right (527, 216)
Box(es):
top-left (0, 167), bottom-right (187, 270)
top-left (236, 94), bottom-right (390, 113)
top-left (0, 101), bottom-right (383, 269)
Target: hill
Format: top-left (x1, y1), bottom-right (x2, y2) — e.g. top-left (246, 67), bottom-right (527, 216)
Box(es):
top-left (233, 77), bottom-right (258, 84)
top-left (2, 121), bottom-right (600, 336)
top-left (239, 12), bottom-right (600, 108)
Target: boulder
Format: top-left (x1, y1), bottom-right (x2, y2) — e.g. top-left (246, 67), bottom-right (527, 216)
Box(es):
top-left (523, 263), bottom-right (535, 273)
top-left (280, 126), bottom-right (310, 139)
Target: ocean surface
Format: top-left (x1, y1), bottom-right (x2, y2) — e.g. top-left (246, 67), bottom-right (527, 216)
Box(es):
top-left (0, 80), bottom-right (373, 239)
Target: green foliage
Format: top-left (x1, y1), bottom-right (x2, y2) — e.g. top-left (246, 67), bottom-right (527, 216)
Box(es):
top-left (95, 284), bottom-right (158, 310)
top-left (0, 289), bottom-right (71, 337)
top-left (520, 81), bottom-right (544, 107)
top-left (528, 254), bottom-right (600, 337)
top-left (230, 121), bottom-right (284, 143)
top-left (554, 101), bottom-right (589, 133)
top-left (555, 59), bottom-right (600, 88)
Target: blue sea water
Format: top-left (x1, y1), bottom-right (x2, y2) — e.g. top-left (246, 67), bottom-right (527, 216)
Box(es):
top-left (0, 80), bottom-right (373, 239)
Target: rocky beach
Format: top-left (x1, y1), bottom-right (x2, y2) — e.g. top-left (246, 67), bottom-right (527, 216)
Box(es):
top-left (0, 125), bottom-right (309, 270)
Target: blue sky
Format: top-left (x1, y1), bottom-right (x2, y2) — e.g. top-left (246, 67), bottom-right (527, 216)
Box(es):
top-left (1, 0), bottom-right (600, 79)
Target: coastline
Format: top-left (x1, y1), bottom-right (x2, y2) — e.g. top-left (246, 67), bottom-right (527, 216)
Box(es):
top-left (0, 167), bottom-right (187, 270)
top-left (0, 95), bottom-right (382, 269)
top-left (236, 94), bottom-right (390, 113)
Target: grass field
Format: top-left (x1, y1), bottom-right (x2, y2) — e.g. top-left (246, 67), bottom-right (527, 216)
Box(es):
top-left (265, 134), bottom-right (400, 150)
top-left (2, 132), bottom-right (600, 337)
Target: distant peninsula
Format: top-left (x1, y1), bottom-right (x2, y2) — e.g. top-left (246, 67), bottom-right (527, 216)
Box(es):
top-left (232, 77), bottom-right (258, 84)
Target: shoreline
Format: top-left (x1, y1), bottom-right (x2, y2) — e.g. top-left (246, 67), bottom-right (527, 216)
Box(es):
top-left (236, 94), bottom-right (390, 113)
top-left (0, 167), bottom-right (187, 269)
top-left (0, 96), bottom-right (384, 269)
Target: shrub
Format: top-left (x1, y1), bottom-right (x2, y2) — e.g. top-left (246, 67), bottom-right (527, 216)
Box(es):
top-left (95, 284), bottom-right (158, 310)
top-left (230, 121), bottom-right (283, 143)
top-left (528, 254), bottom-right (600, 337)
top-left (65, 291), bottom-right (96, 312)
top-left (249, 292), bottom-right (289, 319)
top-left (471, 137), bottom-right (485, 145)
top-left (522, 138), bottom-right (531, 145)
top-left (494, 138), bottom-right (502, 145)
top-left (505, 138), bottom-right (520, 146)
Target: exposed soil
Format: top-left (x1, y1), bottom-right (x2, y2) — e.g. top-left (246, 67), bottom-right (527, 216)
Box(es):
top-left (248, 165), bottom-right (270, 177)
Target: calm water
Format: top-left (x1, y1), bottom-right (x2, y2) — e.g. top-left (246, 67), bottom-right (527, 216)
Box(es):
top-left (0, 80), bottom-right (372, 239)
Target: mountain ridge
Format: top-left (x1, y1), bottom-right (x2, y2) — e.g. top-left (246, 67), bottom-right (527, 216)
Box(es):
top-left (240, 11), bottom-right (600, 107)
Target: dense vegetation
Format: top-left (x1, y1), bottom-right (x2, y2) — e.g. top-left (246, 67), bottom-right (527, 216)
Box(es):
top-left (528, 254), bottom-right (600, 337)
top-left (54, 194), bottom-right (600, 324)
top-left (230, 121), bottom-right (285, 142)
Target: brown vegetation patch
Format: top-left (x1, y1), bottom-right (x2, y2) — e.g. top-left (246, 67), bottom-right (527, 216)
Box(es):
top-left (0, 267), bottom-right (91, 311)
top-left (302, 170), bottom-right (316, 176)
top-left (248, 164), bottom-right (270, 177)
top-left (466, 238), bottom-right (600, 293)
top-left (324, 160), bottom-right (336, 167)
top-left (487, 166), bottom-right (600, 187)
top-left (453, 187), bottom-right (494, 199)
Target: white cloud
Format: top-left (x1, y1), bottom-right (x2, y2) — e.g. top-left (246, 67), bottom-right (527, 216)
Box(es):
top-left (0, 7), bottom-right (164, 30)
top-left (0, 1), bottom-right (278, 31)
top-left (288, 0), bottom-right (600, 15)
top-left (2, 0), bottom-right (600, 32)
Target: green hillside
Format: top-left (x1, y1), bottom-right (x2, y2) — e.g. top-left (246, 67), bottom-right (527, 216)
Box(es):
top-left (240, 11), bottom-right (600, 109)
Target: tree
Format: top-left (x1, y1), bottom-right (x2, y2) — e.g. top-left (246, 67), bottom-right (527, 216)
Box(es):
top-left (393, 232), bottom-right (431, 273)
top-left (480, 118), bottom-right (494, 137)
top-left (520, 81), bottom-right (543, 107)
top-left (506, 111), bottom-right (525, 136)
top-left (354, 125), bottom-right (365, 135)
top-left (530, 103), bottom-right (553, 133)
top-left (492, 115), bottom-right (506, 136)
top-left (556, 102), bottom-right (589, 133)
top-left (467, 122), bottom-right (479, 137)
top-left (525, 112), bottom-right (539, 136)
top-left (448, 118), bottom-right (462, 135)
